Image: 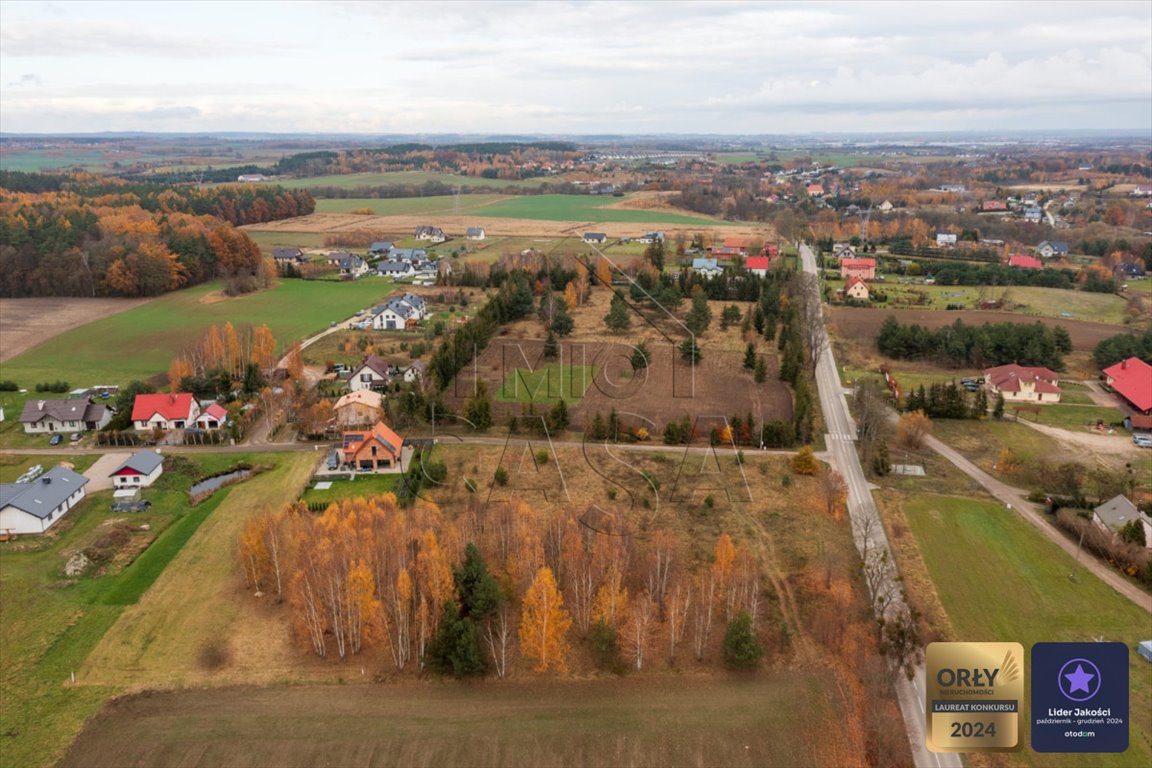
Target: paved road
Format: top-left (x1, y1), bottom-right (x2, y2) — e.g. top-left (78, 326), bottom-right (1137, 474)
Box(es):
top-left (799, 243), bottom-right (957, 768)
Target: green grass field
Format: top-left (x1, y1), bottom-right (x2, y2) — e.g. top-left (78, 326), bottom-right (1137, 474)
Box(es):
top-left (496, 363), bottom-right (595, 404)
top-left (472, 194), bottom-right (729, 225)
top-left (1022, 403), bottom-right (1128, 431)
top-left (2, 280), bottom-right (395, 387)
top-left (301, 473), bottom-right (397, 506)
top-left (0, 149), bottom-right (116, 171)
top-left (314, 194), bottom-right (505, 216)
top-left (902, 494), bottom-right (1152, 768)
top-left (277, 171), bottom-right (551, 190)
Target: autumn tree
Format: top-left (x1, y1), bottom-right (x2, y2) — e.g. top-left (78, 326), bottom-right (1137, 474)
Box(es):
top-left (519, 566), bottom-right (572, 672)
top-left (167, 356), bottom-right (193, 392)
top-left (896, 410), bottom-right (932, 449)
top-left (595, 257), bottom-right (613, 288)
top-left (251, 323), bottom-right (277, 372)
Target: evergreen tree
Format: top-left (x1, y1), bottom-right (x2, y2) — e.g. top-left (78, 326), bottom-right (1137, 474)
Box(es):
top-left (753, 305), bottom-right (765, 334)
top-left (680, 337), bottom-right (702, 366)
top-left (454, 543), bottom-right (501, 619)
top-left (509, 276), bottom-right (535, 319)
top-left (743, 342), bottom-right (757, 370)
top-left (550, 301), bottom-right (575, 336)
top-left (723, 611), bottom-right (763, 670)
top-left (686, 292), bottom-right (712, 335)
top-left (608, 408), bottom-right (621, 441)
top-left (645, 240), bottom-right (665, 271)
top-left (464, 380), bottom-right (494, 431)
top-left (720, 304), bottom-right (742, 330)
top-left (604, 292), bottom-right (632, 332)
top-left (548, 398), bottom-right (570, 432)
top-left (754, 355), bottom-right (767, 383)
top-left (631, 341), bottom-right (650, 370)
top-left (543, 330), bottom-right (558, 359)
top-left (589, 411), bottom-right (608, 440)
top-left (970, 387), bottom-right (988, 419)
top-left (993, 392), bottom-right (1005, 420)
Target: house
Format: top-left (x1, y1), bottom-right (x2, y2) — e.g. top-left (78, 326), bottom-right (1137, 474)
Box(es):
top-left (1115, 262), bottom-right (1145, 279)
top-left (1102, 357), bottom-right (1152, 414)
top-left (378, 260), bottom-right (415, 278)
top-left (1131, 185), bottom-right (1152, 197)
top-left (194, 403), bottom-right (228, 430)
top-left (744, 255), bottom-right (770, 277)
top-left (1008, 254), bottom-right (1043, 270)
top-left (839, 258), bottom-right (876, 280)
top-left (691, 258), bottom-right (723, 279)
top-left (132, 393), bottom-right (201, 431)
top-left (19, 399), bottom-right (110, 434)
top-left (401, 361), bottom-right (426, 383)
top-left (236, 174), bottom-right (266, 182)
top-left (368, 241), bottom-right (394, 256)
top-left (936, 233), bottom-right (958, 247)
top-left (326, 250), bottom-right (354, 266)
top-left (981, 200), bottom-right (1008, 212)
top-left (1092, 495), bottom-right (1152, 548)
top-left (371, 293), bottom-right (428, 330)
top-left (983, 363), bottom-right (1062, 403)
top-left (342, 421), bottom-right (405, 470)
top-left (336, 255), bottom-right (369, 280)
top-left (334, 389), bottom-right (384, 427)
top-left (938, 184), bottom-right (966, 193)
top-left (833, 243), bottom-right (856, 260)
top-left (761, 243), bottom-right (780, 260)
top-left (271, 247), bottom-right (307, 263)
top-left (347, 355), bottom-right (392, 392)
top-left (844, 276), bottom-right (870, 301)
top-left (1036, 241), bottom-right (1069, 259)
top-left (109, 450), bottom-right (165, 489)
top-left (1022, 207), bottom-right (1043, 222)
top-left (414, 225), bottom-right (446, 243)
top-left (805, 183), bottom-right (824, 196)
top-left (710, 246), bottom-right (743, 259)
top-left (466, 227), bottom-right (486, 241)
top-left (877, 200), bottom-right (894, 213)
top-left (583, 232), bottom-right (608, 245)
top-left (636, 231), bottom-right (665, 245)
top-left (0, 467), bottom-right (89, 535)
top-left (389, 248), bottom-right (427, 262)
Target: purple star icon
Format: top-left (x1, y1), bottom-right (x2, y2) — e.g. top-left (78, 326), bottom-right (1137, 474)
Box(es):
top-left (1058, 658), bottom-right (1102, 702)
top-left (1065, 664), bottom-right (1095, 693)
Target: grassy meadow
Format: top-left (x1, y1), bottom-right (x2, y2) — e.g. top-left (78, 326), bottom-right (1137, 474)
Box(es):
top-left (314, 194), bottom-right (505, 216)
top-left (2, 280), bottom-right (396, 387)
top-left (900, 494), bottom-right (1152, 768)
top-left (496, 363), bottom-right (596, 404)
top-left (278, 170), bottom-right (552, 190)
top-left (472, 194), bottom-right (729, 225)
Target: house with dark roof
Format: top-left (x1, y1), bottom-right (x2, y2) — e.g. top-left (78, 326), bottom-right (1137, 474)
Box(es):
top-left (389, 248), bottom-right (427, 262)
top-left (0, 467), bottom-right (89, 535)
top-left (272, 247), bottom-right (307, 263)
top-left (1102, 357), bottom-right (1152, 415)
top-left (983, 364), bottom-right (1061, 404)
top-left (466, 227), bottom-right (486, 240)
top-left (109, 450), bottom-right (165, 489)
top-left (369, 241), bottom-right (395, 256)
top-left (1036, 241), bottom-right (1069, 259)
top-left (414, 225), bottom-right (446, 243)
top-left (378, 260), bottom-right (415, 278)
top-left (132, 393), bottom-right (201, 431)
top-left (348, 354), bottom-right (392, 393)
top-left (19, 399), bottom-right (110, 434)
top-left (582, 232), bottom-right (607, 245)
top-left (1092, 495), bottom-right (1151, 548)
top-left (636, 231), bottom-right (664, 245)
top-left (336, 255), bottom-right (369, 280)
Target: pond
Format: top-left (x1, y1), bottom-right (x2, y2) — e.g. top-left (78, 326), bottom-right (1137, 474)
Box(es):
top-left (188, 468), bottom-right (252, 498)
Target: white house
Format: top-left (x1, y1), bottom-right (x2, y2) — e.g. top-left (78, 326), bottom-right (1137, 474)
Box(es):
top-left (132, 393), bottom-right (201, 431)
top-left (415, 226), bottom-right (446, 243)
top-left (402, 361), bottom-right (426, 383)
top-left (583, 232), bottom-right (608, 245)
top-left (194, 403), bottom-right (228, 430)
top-left (691, 258), bottom-right (723, 279)
top-left (1036, 241), bottom-right (1069, 259)
top-left (983, 364), bottom-right (1061, 404)
top-left (378, 260), bottom-right (415, 278)
top-left (466, 227), bottom-right (486, 240)
top-left (1093, 495), bottom-right (1152, 549)
top-left (19, 399), bottom-right (111, 434)
top-left (109, 450), bottom-right (165, 489)
top-left (348, 355), bottom-right (392, 392)
top-left (936, 233), bottom-right (958, 247)
top-left (0, 467), bottom-right (89, 535)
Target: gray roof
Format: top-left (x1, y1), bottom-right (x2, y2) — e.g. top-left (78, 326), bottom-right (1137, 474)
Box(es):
top-left (110, 449), bottom-right (164, 477)
top-left (389, 248), bottom-right (427, 261)
top-left (583, 232), bottom-right (607, 240)
top-left (272, 247), bottom-right (304, 260)
top-left (1093, 495), bottom-right (1146, 531)
top-left (378, 260), bottom-right (413, 274)
top-left (0, 467), bottom-right (89, 519)
top-left (19, 399), bottom-right (105, 425)
top-left (466, 227), bottom-right (484, 236)
top-left (337, 256), bottom-right (366, 270)
top-left (369, 241), bottom-right (394, 252)
top-left (397, 292), bottom-right (426, 308)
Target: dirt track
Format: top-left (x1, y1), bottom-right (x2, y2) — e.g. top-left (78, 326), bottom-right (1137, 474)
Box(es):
top-left (0, 297), bottom-right (153, 363)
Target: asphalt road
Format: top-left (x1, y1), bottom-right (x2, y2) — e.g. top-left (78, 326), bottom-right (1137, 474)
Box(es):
top-left (799, 243), bottom-right (958, 768)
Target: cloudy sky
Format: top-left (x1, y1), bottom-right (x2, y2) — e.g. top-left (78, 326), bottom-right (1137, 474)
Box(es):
top-left (2, 0), bottom-right (1150, 135)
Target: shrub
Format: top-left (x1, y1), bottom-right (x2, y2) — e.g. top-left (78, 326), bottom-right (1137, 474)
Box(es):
top-left (0, 380), bottom-right (18, 391)
top-left (493, 467), bottom-right (509, 486)
top-left (535, 450), bottom-right (550, 465)
top-left (790, 446), bottom-right (820, 475)
top-left (198, 638), bottom-right (232, 670)
top-left (589, 618), bottom-right (624, 673)
top-left (723, 611), bottom-right (763, 670)
top-left (607, 487), bottom-right (617, 500)
top-left (35, 380), bottom-right (70, 393)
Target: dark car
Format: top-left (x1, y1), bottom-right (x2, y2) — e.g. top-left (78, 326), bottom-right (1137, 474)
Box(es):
top-left (49, 434), bottom-right (62, 446)
top-left (111, 500), bottom-right (152, 513)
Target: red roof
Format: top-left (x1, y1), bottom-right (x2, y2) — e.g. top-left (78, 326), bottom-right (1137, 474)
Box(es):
top-left (985, 364), bottom-right (1062, 395)
top-left (762, 243), bottom-right (780, 257)
top-left (806, 184), bottom-right (824, 194)
top-left (723, 237), bottom-right (749, 249)
top-left (745, 256), bottom-right (770, 270)
top-left (1102, 357), bottom-right (1152, 413)
top-left (198, 403), bottom-right (228, 421)
top-left (344, 421), bottom-right (405, 462)
top-left (841, 258), bottom-right (876, 269)
top-left (1008, 254), bottom-right (1042, 270)
top-left (132, 393), bottom-right (196, 422)
top-left (845, 276), bottom-right (868, 291)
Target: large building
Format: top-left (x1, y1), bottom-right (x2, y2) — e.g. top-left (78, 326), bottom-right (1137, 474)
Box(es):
top-left (132, 393), bottom-right (201, 431)
top-left (0, 467), bottom-right (89, 535)
top-left (983, 364), bottom-right (1062, 403)
top-left (19, 398), bottom-right (110, 434)
top-left (1102, 357), bottom-right (1152, 415)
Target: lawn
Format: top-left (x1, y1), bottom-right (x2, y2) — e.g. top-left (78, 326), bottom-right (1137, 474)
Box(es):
top-left (495, 363), bottom-right (595, 404)
top-left (1, 280), bottom-right (395, 387)
top-left (1021, 403), bottom-right (1128, 431)
top-left (314, 194), bottom-right (506, 216)
top-left (0, 453), bottom-right (242, 768)
top-left (301, 473), bottom-right (397, 507)
top-left (277, 170), bottom-right (552, 190)
top-left (901, 494), bottom-right (1152, 768)
top-left (472, 194), bottom-right (730, 225)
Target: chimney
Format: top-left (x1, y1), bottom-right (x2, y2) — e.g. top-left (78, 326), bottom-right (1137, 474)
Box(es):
top-left (169, 393), bottom-right (177, 404)
top-left (37, 400), bottom-right (45, 411)
top-left (1122, 359), bottom-right (1128, 370)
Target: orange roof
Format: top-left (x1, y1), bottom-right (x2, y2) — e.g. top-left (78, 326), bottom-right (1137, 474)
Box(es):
top-left (841, 258), bottom-right (876, 269)
top-left (343, 421), bottom-right (404, 462)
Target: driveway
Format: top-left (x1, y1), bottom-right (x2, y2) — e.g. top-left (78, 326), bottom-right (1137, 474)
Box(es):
top-left (82, 452), bottom-right (132, 492)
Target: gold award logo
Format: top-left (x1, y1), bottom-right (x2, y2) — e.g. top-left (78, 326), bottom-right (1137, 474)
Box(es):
top-left (926, 642), bottom-right (1024, 752)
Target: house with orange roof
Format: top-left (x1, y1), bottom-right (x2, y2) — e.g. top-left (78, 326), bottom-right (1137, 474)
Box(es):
top-left (844, 276), bottom-right (870, 301)
top-left (342, 421), bottom-right (405, 470)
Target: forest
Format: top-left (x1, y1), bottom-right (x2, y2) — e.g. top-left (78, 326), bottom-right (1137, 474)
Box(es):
top-left (0, 173), bottom-right (313, 297)
top-left (876, 316), bottom-right (1071, 369)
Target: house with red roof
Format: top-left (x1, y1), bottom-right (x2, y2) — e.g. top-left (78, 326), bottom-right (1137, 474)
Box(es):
top-left (744, 255), bottom-right (771, 277)
top-left (710, 246), bottom-right (743, 259)
top-left (109, 450), bottom-right (165, 489)
top-left (132, 393), bottom-right (201, 431)
top-left (840, 258), bottom-right (876, 280)
top-left (1102, 357), bottom-right (1152, 415)
top-left (844, 276), bottom-right (870, 301)
top-left (1008, 254), bottom-right (1042, 270)
top-left (806, 183), bottom-right (824, 196)
top-left (984, 363), bottom-right (1061, 404)
top-left (195, 403), bottom-right (228, 430)
top-left (342, 421), bottom-right (405, 470)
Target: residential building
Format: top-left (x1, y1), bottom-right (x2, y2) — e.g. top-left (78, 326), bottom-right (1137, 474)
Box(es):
top-left (877, 200), bottom-right (894, 213)
top-left (636, 231), bottom-right (665, 244)
top-left (1102, 357), bottom-right (1152, 415)
top-left (744, 255), bottom-right (770, 277)
top-left (334, 389), bottom-right (384, 427)
top-left (582, 232), bottom-right (608, 245)
top-left (415, 225), bottom-right (446, 242)
top-left (1022, 207), bottom-right (1043, 222)
top-left (132, 393), bottom-right (201, 431)
top-left (983, 363), bottom-right (1062, 403)
top-left (936, 233), bottom-right (958, 247)
top-left (336, 255), bottom-right (369, 280)
top-left (844, 276), bottom-right (870, 301)
top-left (389, 248), bottom-right (427, 262)
top-left (466, 227), bottom-right (486, 240)
top-left (19, 399), bottom-right (110, 434)
top-left (271, 247), bottom-right (307, 263)
top-left (691, 258), bottom-right (723, 279)
top-left (109, 450), bottom-right (165, 489)
top-left (401, 361), bottom-right (426, 384)
top-left (378, 260), bottom-right (415, 278)
top-left (347, 355), bottom-right (392, 392)
top-left (1092, 495), bottom-right (1151, 548)
top-left (368, 241), bottom-right (394, 256)
top-left (938, 184), bottom-right (966, 193)
top-left (839, 258), bottom-right (876, 280)
top-left (981, 200), bottom-right (1008, 212)
top-left (1008, 254), bottom-right (1043, 270)
top-left (1036, 241), bottom-right (1069, 259)
top-left (194, 403), bottom-right (228, 430)
top-left (833, 243), bottom-right (856, 260)
top-left (342, 421), bottom-right (405, 470)
top-left (0, 467), bottom-right (89, 535)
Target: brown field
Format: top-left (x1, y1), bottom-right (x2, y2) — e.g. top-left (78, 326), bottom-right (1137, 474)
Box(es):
top-left (59, 674), bottom-right (841, 768)
top-left (0, 297), bottom-right (153, 363)
top-left (826, 306), bottom-right (1125, 352)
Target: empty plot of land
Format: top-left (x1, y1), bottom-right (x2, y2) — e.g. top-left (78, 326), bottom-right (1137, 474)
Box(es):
top-left (0, 297), bottom-right (153, 363)
top-left (61, 674), bottom-right (832, 768)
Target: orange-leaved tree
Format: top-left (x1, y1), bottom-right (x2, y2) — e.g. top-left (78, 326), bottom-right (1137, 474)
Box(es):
top-left (519, 566), bottom-right (572, 672)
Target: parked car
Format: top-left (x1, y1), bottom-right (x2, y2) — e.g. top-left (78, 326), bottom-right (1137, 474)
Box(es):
top-left (1134, 435), bottom-right (1152, 448)
top-left (70, 432), bottom-right (82, 442)
top-left (111, 500), bottom-right (152, 513)
top-left (49, 434), bottom-right (62, 446)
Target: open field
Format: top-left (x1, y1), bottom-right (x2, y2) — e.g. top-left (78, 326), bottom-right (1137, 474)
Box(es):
top-left (1, 281), bottom-right (396, 387)
top-left (0, 297), bottom-right (156, 363)
top-left (301, 473), bottom-right (397, 506)
top-left (278, 170), bottom-right (553, 190)
top-left (496, 362), bottom-right (595, 404)
top-left (315, 194), bottom-right (505, 216)
top-left (899, 494), bottom-right (1152, 768)
top-left (244, 229), bottom-right (330, 252)
top-left (827, 306), bottom-right (1129, 353)
top-left (59, 674), bottom-right (835, 768)
top-left (472, 193), bottom-right (727, 224)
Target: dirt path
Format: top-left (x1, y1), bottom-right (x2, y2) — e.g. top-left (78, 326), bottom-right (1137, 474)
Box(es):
top-left (1014, 418), bottom-right (1141, 457)
top-left (0, 297), bottom-right (153, 363)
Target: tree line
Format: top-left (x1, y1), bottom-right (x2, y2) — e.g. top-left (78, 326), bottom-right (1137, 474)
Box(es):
top-left (240, 495), bottom-right (764, 675)
top-left (1093, 327), bottom-right (1152, 368)
top-left (877, 316), bottom-right (1071, 370)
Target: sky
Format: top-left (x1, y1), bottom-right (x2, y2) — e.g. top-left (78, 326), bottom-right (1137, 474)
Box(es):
top-left (1, 0), bottom-right (1150, 135)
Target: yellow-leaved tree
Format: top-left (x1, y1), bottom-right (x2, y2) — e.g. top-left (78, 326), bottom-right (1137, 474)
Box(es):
top-left (519, 566), bottom-right (572, 673)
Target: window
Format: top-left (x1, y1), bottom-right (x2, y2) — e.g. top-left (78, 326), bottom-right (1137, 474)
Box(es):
top-left (361, 373), bottom-right (372, 382)
top-left (133, 476), bottom-right (140, 483)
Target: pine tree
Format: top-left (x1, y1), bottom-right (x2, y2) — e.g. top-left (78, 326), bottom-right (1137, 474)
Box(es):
top-left (464, 381), bottom-right (493, 431)
top-left (548, 398), bottom-right (569, 432)
top-left (686, 293), bottom-right (712, 335)
top-left (680, 337), bottom-right (702, 366)
top-left (550, 302), bottom-right (575, 337)
top-left (993, 392), bottom-right (1005, 420)
top-left (454, 543), bottom-right (500, 620)
top-left (723, 611), bottom-right (763, 670)
top-left (754, 355), bottom-right (767, 383)
top-left (631, 341), bottom-right (650, 370)
top-left (604, 292), bottom-right (632, 333)
top-left (543, 330), bottom-right (558, 359)
top-left (742, 342), bottom-right (756, 370)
